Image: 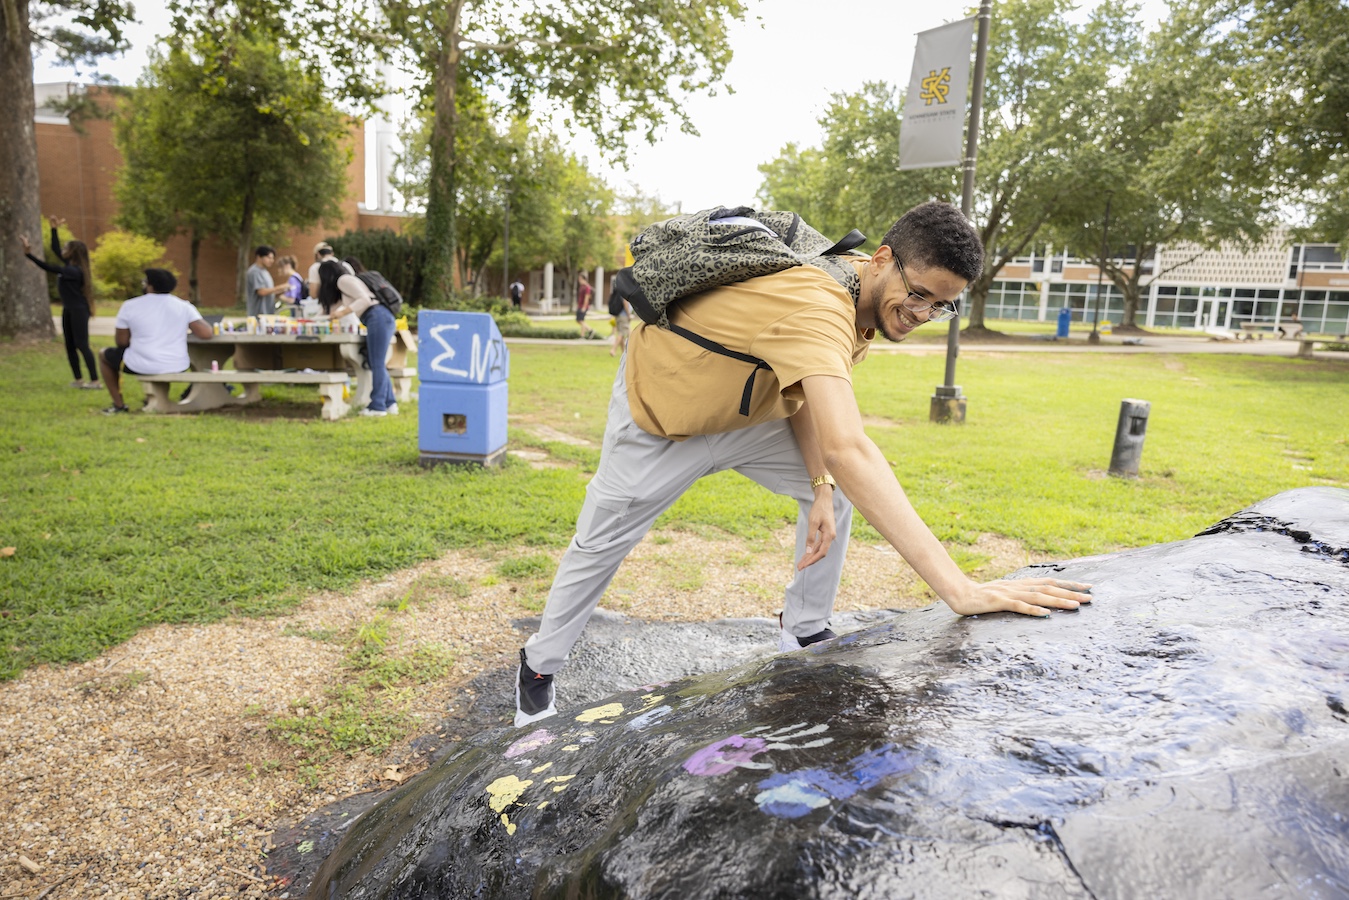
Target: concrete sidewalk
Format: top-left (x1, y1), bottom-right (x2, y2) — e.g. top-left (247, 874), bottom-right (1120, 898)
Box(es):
top-left (65, 315), bottom-right (1347, 359)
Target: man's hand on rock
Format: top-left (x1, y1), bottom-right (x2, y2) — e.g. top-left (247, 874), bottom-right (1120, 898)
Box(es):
top-left (946, 577), bottom-right (1093, 618)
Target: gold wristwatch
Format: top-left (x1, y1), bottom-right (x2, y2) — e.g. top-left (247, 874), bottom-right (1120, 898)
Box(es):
top-left (810, 473), bottom-right (836, 490)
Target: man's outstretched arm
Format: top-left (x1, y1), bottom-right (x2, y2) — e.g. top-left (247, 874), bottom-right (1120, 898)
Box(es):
top-left (788, 400), bottom-right (837, 571)
top-left (800, 374), bottom-right (1091, 617)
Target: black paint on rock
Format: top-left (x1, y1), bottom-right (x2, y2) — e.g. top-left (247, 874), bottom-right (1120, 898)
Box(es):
top-left (305, 489), bottom-right (1349, 899)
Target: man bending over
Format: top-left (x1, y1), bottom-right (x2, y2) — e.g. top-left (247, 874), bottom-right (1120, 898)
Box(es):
top-left (515, 201), bottom-right (1091, 726)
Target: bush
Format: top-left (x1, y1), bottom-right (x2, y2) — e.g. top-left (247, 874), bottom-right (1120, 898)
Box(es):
top-left (90, 230), bottom-right (177, 301)
top-left (328, 228), bottom-right (426, 306)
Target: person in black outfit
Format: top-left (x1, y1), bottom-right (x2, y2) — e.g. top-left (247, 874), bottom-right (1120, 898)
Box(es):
top-left (21, 217), bottom-right (100, 388)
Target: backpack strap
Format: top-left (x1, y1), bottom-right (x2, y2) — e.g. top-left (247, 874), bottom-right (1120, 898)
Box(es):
top-left (667, 322), bottom-right (771, 417)
top-left (822, 229), bottom-right (867, 257)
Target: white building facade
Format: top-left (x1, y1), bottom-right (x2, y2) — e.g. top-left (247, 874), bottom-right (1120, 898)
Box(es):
top-left (984, 229), bottom-right (1349, 335)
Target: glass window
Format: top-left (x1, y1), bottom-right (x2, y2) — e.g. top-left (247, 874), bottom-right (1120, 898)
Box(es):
top-left (1304, 246), bottom-right (1344, 264)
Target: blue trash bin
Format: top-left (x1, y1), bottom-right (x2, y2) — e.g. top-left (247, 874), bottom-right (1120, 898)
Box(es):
top-left (1056, 306), bottom-right (1072, 339)
top-left (417, 311), bottom-right (510, 466)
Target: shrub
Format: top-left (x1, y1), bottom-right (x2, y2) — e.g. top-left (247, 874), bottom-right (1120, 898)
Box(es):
top-left (327, 228), bottom-right (426, 306)
top-left (90, 230), bottom-right (177, 301)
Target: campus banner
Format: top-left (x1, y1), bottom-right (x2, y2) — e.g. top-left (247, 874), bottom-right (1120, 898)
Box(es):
top-left (899, 17), bottom-right (976, 170)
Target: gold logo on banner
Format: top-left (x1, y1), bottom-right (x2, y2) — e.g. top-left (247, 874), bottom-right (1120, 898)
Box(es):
top-left (920, 67), bottom-right (952, 105)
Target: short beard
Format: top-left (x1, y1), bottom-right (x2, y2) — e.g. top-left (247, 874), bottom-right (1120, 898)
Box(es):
top-left (870, 285), bottom-right (908, 344)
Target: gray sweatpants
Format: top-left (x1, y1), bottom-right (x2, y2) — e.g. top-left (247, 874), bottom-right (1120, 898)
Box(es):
top-left (523, 355), bottom-right (854, 675)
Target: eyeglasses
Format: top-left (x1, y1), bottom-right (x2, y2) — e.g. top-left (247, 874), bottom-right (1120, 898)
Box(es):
top-left (896, 259), bottom-right (960, 322)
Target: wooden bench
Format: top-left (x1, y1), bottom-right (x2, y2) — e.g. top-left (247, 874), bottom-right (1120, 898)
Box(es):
top-left (138, 370), bottom-right (352, 420)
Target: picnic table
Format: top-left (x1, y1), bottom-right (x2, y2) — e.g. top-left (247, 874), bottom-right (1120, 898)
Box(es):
top-left (138, 329), bottom-right (416, 420)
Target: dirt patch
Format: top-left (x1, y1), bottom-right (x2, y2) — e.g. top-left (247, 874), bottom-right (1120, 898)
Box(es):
top-left (0, 528), bottom-right (1055, 897)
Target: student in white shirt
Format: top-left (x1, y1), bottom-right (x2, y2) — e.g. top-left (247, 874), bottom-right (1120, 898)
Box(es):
top-left (99, 269), bottom-right (213, 414)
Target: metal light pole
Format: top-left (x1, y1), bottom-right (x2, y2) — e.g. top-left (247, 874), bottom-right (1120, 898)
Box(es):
top-left (502, 184), bottom-right (512, 299)
top-left (1088, 191), bottom-right (1114, 345)
top-left (931, 0), bottom-right (993, 424)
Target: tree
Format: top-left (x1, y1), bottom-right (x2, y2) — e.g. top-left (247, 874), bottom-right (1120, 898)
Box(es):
top-left (756, 0), bottom-right (1134, 332)
top-left (383, 0), bottom-right (748, 306)
top-left (1, 0), bottom-right (132, 338)
top-left (957, 0), bottom-right (1136, 331)
top-left (1045, 3), bottom-right (1277, 329)
top-left (113, 32), bottom-right (352, 306)
top-left (113, 54), bottom-right (233, 305)
top-left (758, 84), bottom-right (953, 248)
top-left (394, 105), bottom-right (617, 299)
top-left (1170, 0), bottom-right (1349, 249)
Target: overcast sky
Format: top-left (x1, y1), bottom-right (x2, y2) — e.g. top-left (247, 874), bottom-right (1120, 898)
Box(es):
top-left (33, 0), bottom-right (1167, 213)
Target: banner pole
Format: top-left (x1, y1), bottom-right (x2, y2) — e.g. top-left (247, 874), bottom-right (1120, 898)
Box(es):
top-left (932, 0), bottom-right (993, 424)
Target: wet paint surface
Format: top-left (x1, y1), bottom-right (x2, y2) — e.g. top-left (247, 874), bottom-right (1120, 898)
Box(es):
top-left (306, 489), bottom-right (1349, 899)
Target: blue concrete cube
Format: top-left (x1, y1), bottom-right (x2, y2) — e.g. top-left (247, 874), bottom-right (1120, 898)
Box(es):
top-left (418, 380), bottom-right (508, 463)
top-left (418, 311), bottom-right (509, 385)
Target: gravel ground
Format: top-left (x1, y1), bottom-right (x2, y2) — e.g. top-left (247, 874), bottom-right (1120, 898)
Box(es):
top-left (0, 524), bottom-right (1050, 898)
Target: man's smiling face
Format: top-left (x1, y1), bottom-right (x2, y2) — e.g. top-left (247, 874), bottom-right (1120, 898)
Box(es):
top-left (859, 244), bottom-right (968, 342)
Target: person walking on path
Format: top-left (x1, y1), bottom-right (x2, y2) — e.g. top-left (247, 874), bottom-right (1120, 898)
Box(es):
top-left (510, 279), bottom-right (525, 309)
top-left (317, 258), bottom-right (398, 417)
top-left (514, 201), bottom-right (1093, 727)
top-left (575, 272), bottom-right (596, 338)
top-left (21, 217), bottom-right (100, 389)
top-left (99, 268), bottom-right (213, 414)
top-left (244, 246), bottom-right (288, 317)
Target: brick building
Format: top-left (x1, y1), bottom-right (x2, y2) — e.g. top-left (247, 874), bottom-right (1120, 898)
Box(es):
top-left (34, 83), bottom-right (409, 309)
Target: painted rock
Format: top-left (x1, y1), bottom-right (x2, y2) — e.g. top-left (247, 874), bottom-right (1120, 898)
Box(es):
top-left (308, 488), bottom-right (1349, 898)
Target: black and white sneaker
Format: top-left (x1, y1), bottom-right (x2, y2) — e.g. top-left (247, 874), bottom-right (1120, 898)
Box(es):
top-left (514, 648), bottom-right (557, 727)
top-left (777, 611), bottom-right (837, 652)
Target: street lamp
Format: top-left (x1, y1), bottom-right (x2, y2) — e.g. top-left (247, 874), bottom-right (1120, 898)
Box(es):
top-left (501, 183), bottom-right (512, 299)
top-left (1088, 190), bottom-right (1114, 345)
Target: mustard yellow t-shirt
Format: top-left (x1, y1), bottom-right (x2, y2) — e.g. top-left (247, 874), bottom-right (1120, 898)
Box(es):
top-left (626, 258), bottom-right (873, 440)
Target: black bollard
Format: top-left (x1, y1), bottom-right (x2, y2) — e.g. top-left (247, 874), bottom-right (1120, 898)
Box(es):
top-left (1109, 398), bottom-right (1150, 477)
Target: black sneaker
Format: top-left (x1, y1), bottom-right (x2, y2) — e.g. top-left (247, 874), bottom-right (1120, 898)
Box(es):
top-left (515, 648), bottom-right (557, 727)
top-left (777, 611), bottom-right (837, 651)
top-left (101, 404), bottom-right (130, 416)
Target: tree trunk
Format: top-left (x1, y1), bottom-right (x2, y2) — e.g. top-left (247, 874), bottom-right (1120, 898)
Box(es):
top-left (189, 230), bottom-right (201, 306)
top-left (962, 259), bottom-right (1003, 336)
top-left (424, 2), bottom-right (464, 307)
top-left (236, 188), bottom-right (256, 308)
top-left (0, 0), bottom-right (57, 340)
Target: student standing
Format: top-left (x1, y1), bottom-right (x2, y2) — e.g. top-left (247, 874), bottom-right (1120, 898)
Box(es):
top-left (317, 259), bottom-right (397, 416)
top-left (244, 246), bottom-right (288, 317)
top-left (20, 217), bottom-right (99, 388)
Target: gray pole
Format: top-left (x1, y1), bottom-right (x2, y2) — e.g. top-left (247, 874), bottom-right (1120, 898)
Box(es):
top-left (1088, 191), bottom-right (1113, 345)
top-left (502, 187), bottom-right (511, 299)
top-left (931, 0), bottom-right (992, 424)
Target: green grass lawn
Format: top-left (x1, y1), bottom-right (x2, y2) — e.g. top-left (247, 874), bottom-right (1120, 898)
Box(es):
top-left (1, 337), bottom-right (1345, 680)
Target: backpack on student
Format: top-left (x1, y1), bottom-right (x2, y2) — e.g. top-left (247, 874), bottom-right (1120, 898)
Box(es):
top-left (357, 270), bottom-right (404, 316)
top-left (612, 206), bottom-right (867, 416)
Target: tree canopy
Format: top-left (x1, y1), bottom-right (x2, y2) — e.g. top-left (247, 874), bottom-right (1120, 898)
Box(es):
top-left (114, 29), bottom-right (352, 305)
top-left (380, 0), bottom-right (748, 305)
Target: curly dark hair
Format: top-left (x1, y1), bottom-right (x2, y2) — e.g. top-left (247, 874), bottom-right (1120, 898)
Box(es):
top-left (881, 201), bottom-right (984, 283)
